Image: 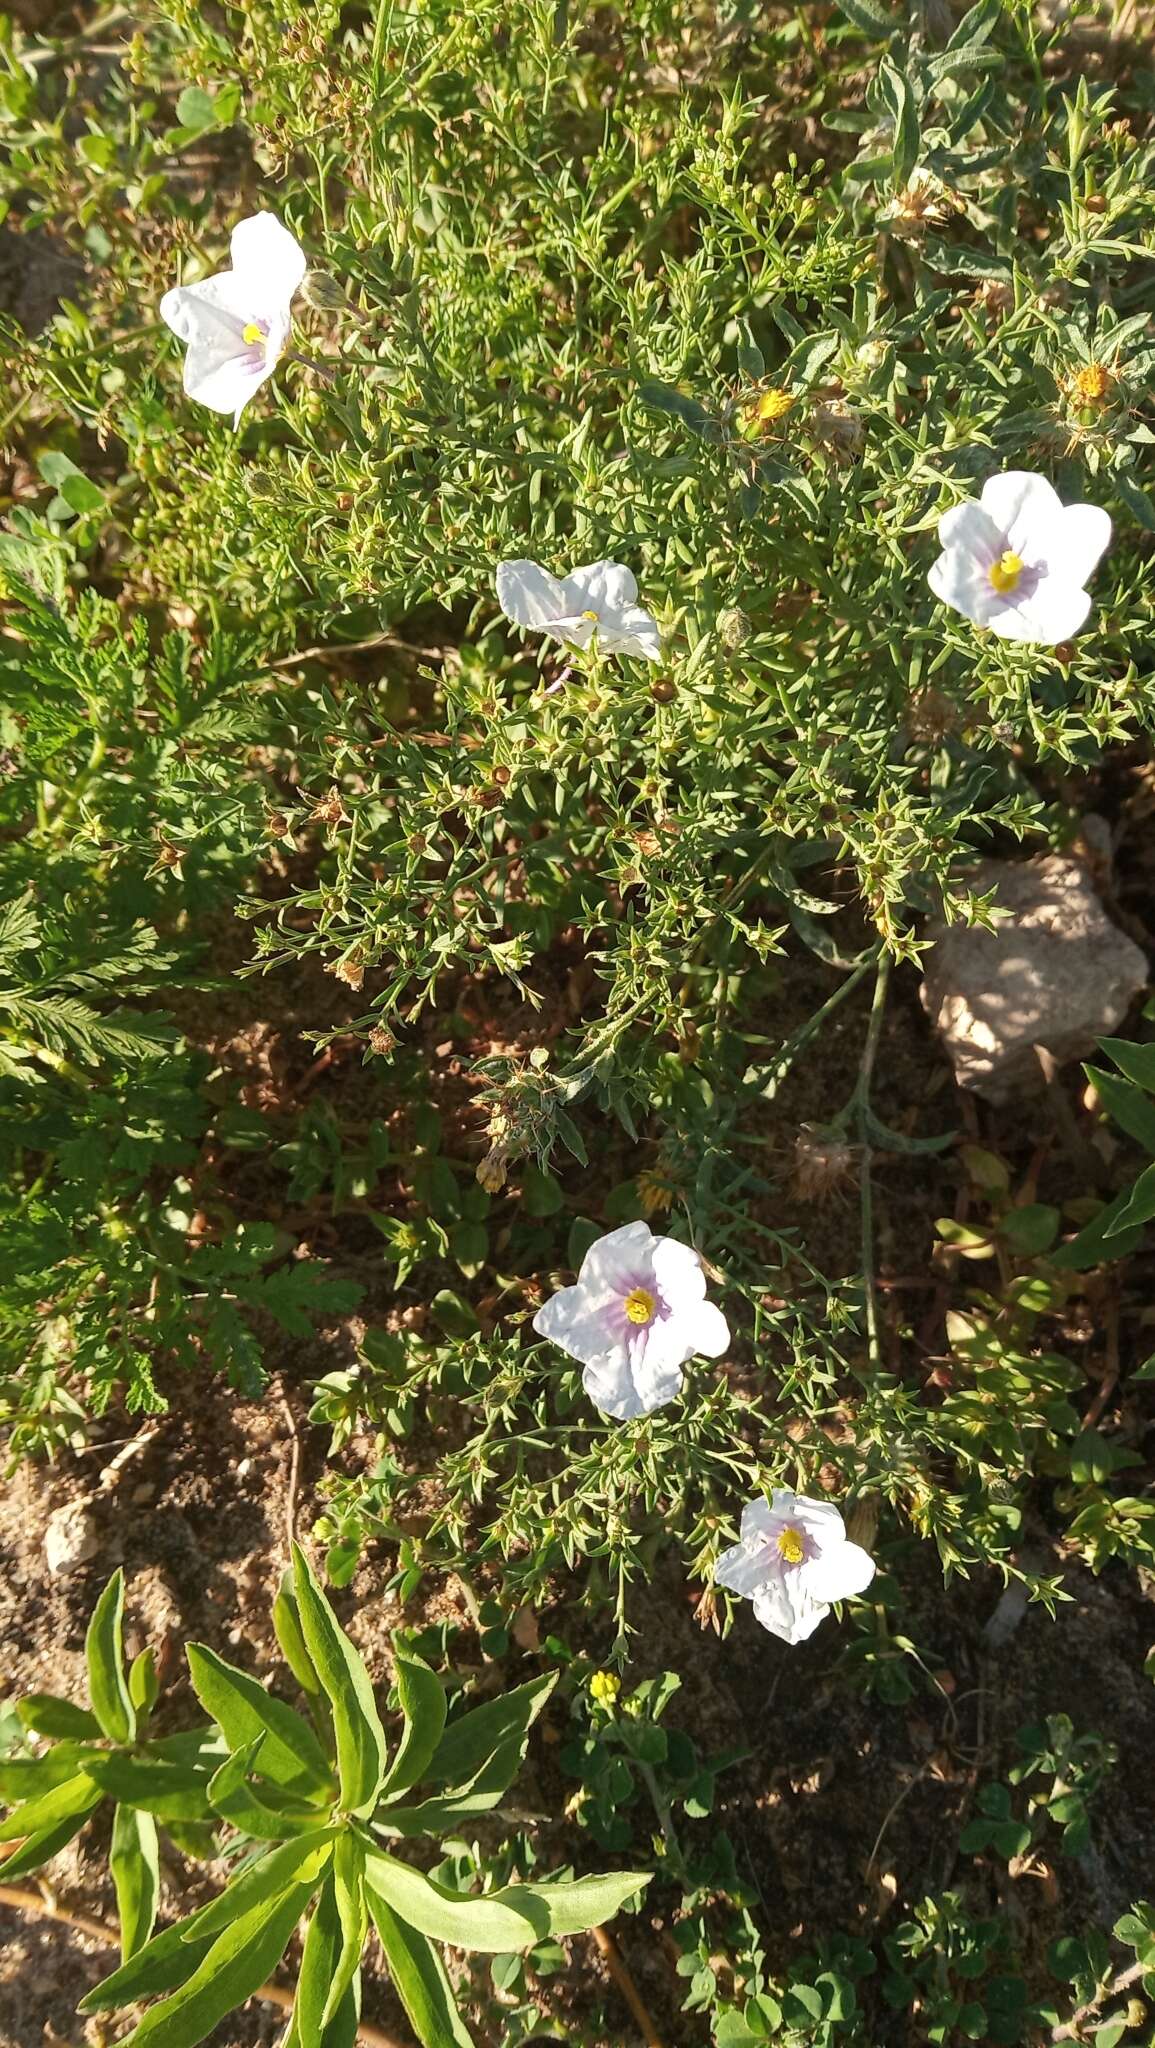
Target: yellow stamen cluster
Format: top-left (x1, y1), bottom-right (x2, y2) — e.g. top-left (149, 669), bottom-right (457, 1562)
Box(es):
top-left (581, 608), bottom-right (600, 622)
top-left (624, 1286), bottom-right (656, 1326)
top-left (989, 549), bottom-right (1024, 595)
top-left (777, 1526), bottom-right (805, 1565)
top-left (242, 321), bottom-right (265, 345)
top-left (1071, 362), bottom-right (1113, 407)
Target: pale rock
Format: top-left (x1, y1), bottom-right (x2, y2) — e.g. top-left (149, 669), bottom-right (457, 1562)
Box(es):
top-left (43, 1499), bottom-right (99, 1576)
top-left (921, 854), bottom-right (1147, 1103)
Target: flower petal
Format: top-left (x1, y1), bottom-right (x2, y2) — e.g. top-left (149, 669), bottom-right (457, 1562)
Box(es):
top-left (649, 1236), bottom-right (707, 1306)
top-left (496, 559), bottom-right (567, 632)
top-left (803, 1539), bottom-right (877, 1606)
top-left (714, 1539), bottom-right (770, 1599)
top-left (979, 470), bottom-right (1063, 550)
top-left (928, 545), bottom-right (1002, 628)
top-left (600, 605), bottom-right (662, 663)
top-left (752, 1570), bottom-right (826, 1645)
top-left (582, 1350), bottom-right (680, 1421)
top-left (561, 560), bottom-right (639, 613)
top-left (533, 1286), bottom-right (621, 1370)
top-left (791, 1495), bottom-right (850, 1546)
top-left (683, 1299), bottom-right (730, 1359)
top-left (936, 498), bottom-right (1000, 556)
top-left (229, 211), bottom-right (307, 304)
top-left (739, 1496), bottom-right (775, 1545)
top-left (988, 574), bottom-right (1092, 645)
top-left (1047, 502), bottom-right (1112, 588)
top-left (576, 1220), bottom-right (654, 1294)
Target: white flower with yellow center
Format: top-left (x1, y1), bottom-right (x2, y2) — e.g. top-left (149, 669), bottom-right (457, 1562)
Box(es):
top-left (532, 1220), bottom-right (729, 1420)
top-left (928, 471), bottom-right (1111, 645)
top-left (496, 559), bottom-right (662, 663)
top-left (714, 1490), bottom-right (876, 1645)
top-left (159, 212), bottom-right (307, 426)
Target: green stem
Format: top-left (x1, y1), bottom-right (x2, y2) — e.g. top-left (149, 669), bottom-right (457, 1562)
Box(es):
top-left (853, 954), bottom-right (892, 1374)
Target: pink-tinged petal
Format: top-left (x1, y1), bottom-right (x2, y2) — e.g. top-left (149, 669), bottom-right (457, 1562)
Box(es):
top-left (928, 545), bottom-right (1002, 628)
top-left (936, 498), bottom-right (1000, 556)
top-left (496, 559), bottom-right (567, 633)
top-left (160, 277), bottom-right (279, 422)
top-left (553, 612), bottom-right (599, 652)
top-left (979, 470), bottom-right (1063, 550)
top-left (683, 1299), bottom-right (730, 1359)
top-left (561, 560), bottom-right (639, 613)
top-left (988, 574), bottom-right (1092, 645)
top-left (229, 211), bottom-right (307, 304)
top-left (714, 1540), bottom-right (770, 1600)
top-left (620, 1344), bottom-right (685, 1417)
top-left (803, 1539), bottom-right (876, 1606)
top-left (1047, 502), bottom-right (1112, 587)
top-left (649, 1236), bottom-right (707, 1307)
top-left (752, 1570), bottom-right (826, 1645)
top-left (533, 1286), bottom-right (622, 1370)
top-left (601, 605), bottom-right (662, 663)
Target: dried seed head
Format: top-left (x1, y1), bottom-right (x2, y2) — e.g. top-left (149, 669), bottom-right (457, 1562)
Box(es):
top-left (792, 1125), bottom-right (857, 1203)
top-left (367, 1025), bottom-right (395, 1055)
top-left (310, 787), bottom-right (348, 827)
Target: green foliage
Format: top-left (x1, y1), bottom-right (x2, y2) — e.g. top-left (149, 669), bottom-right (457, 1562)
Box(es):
top-left (1, 1568), bottom-right (647, 2047)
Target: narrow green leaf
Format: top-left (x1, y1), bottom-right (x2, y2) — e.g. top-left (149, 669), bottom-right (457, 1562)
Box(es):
top-left (367, 1890), bottom-right (476, 2047)
top-left (363, 1846), bottom-right (545, 1951)
top-left (293, 1875), bottom-right (344, 2048)
top-left (16, 1694), bottom-right (102, 1741)
top-left (114, 1881), bottom-right (316, 2048)
top-left (511, 1870), bottom-right (650, 1936)
top-left (426, 1673), bottom-right (556, 1789)
top-left (377, 1649), bottom-right (446, 1800)
top-left (1084, 1065), bottom-right (1155, 1153)
top-left (0, 1769), bottom-right (101, 1844)
top-left (130, 1649), bottom-right (160, 1720)
top-left (82, 1755), bottom-right (212, 1821)
top-left (325, 1834), bottom-right (367, 2028)
top-left (187, 1643), bottom-right (334, 1795)
top-left (180, 1833), bottom-right (335, 1943)
top-left (85, 1571), bottom-right (136, 1746)
top-left (273, 1572), bottom-right (327, 1708)
top-left (0, 1802), bottom-right (99, 1880)
top-left (0, 1748), bottom-right (91, 1799)
top-left (207, 1743), bottom-right (324, 1841)
top-left (111, 1805), bottom-right (160, 1960)
top-left (291, 1545), bottom-right (387, 1816)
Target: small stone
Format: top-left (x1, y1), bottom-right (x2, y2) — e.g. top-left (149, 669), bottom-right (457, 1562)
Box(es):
top-left (43, 1500), bottom-right (99, 1576)
top-left (921, 855), bottom-right (1147, 1103)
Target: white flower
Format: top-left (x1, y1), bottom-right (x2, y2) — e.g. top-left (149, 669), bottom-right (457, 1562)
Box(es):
top-left (715, 1490), bottom-right (876, 1645)
top-left (928, 471), bottom-right (1111, 645)
top-left (160, 212), bottom-right (307, 425)
top-left (532, 1220), bottom-right (729, 1420)
top-left (496, 559), bottom-right (661, 663)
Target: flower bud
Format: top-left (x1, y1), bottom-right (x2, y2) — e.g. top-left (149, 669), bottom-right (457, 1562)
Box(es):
top-left (300, 269), bottom-right (347, 310)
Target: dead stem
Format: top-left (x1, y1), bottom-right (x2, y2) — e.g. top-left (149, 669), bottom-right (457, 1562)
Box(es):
top-left (591, 1922), bottom-right (666, 2048)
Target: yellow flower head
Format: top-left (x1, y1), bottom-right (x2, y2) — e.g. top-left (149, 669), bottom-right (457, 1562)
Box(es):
top-left (589, 1669), bottom-right (621, 1707)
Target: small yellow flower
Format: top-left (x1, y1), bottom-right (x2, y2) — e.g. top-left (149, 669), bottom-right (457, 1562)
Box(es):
top-left (1070, 362), bottom-right (1114, 408)
top-left (741, 386), bottom-right (794, 437)
top-left (589, 1669), bottom-right (621, 1707)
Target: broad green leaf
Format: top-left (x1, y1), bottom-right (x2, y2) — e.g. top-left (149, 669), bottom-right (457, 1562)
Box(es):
top-left (208, 1743), bottom-right (325, 1841)
top-left (510, 1870), bottom-right (650, 1936)
top-left (1100, 1036), bottom-right (1155, 1098)
top-left (114, 1880), bottom-right (317, 2048)
top-left (319, 1977), bottom-right (361, 2048)
top-left (367, 1890), bottom-right (475, 2047)
top-left (181, 1833), bottom-right (335, 1942)
top-left (82, 1755), bottom-right (212, 1821)
top-left (378, 1649), bottom-right (446, 1800)
top-left (1110, 1161), bottom-right (1155, 1234)
top-left (291, 1545), bottom-right (386, 1816)
top-left (111, 1805), bottom-right (160, 1960)
top-left (363, 1846), bottom-right (546, 1951)
top-left (187, 1643), bottom-right (333, 1795)
top-left (16, 1694), bottom-right (101, 1741)
top-left (86, 1571), bottom-right (136, 1746)
top-left (426, 1673), bottom-right (556, 1789)
top-left (81, 1906), bottom-right (216, 2012)
top-left (0, 1747), bottom-right (92, 1799)
top-left (0, 1768), bottom-right (101, 1843)
top-left (1084, 1064), bottom-right (1155, 1154)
